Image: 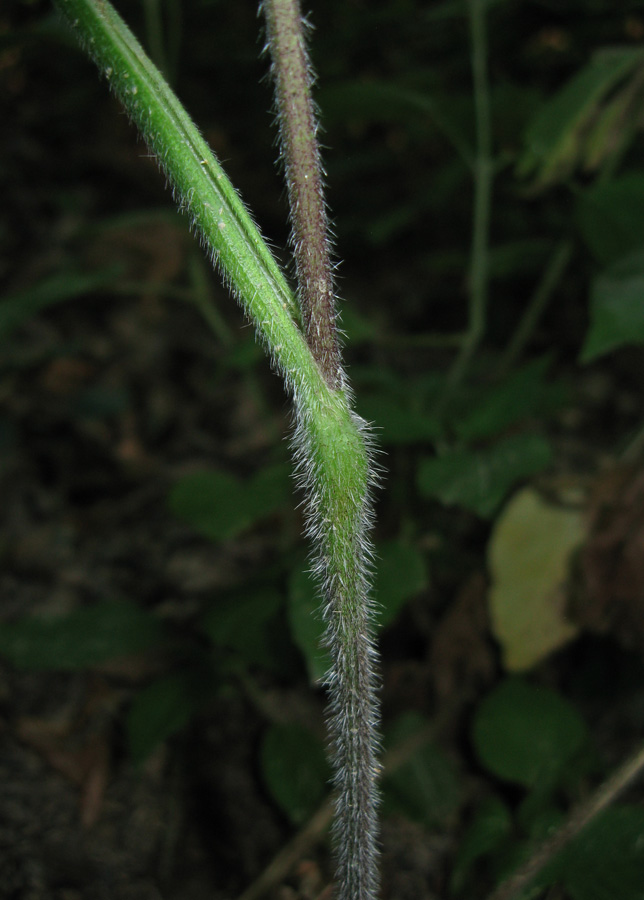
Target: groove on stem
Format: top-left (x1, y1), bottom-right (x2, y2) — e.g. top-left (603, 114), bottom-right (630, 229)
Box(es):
top-left (262, 0), bottom-right (342, 390)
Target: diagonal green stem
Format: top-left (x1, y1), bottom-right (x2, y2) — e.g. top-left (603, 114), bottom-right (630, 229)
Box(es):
top-left (53, 0), bottom-right (314, 397)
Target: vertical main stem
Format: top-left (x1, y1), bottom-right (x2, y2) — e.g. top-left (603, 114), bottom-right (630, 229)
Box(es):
top-left (262, 0), bottom-right (342, 390)
top-left (262, 3), bottom-right (380, 900)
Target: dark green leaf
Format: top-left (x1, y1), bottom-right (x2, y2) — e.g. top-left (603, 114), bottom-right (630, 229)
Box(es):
top-left (580, 250), bottom-right (644, 362)
top-left (0, 600), bottom-right (165, 671)
top-left (127, 671), bottom-right (203, 763)
top-left (520, 804), bottom-right (566, 842)
top-left (517, 805), bottom-right (644, 900)
top-left (558, 805), bottom-right (644, 900)
top-left (581, 80), bottom-right (641, 172)
top-left (260, 723), bottom-right (330, 825)
top-left (519, 49), bottom-right (644, 185)
top-left (450, 795), bottom-right (512, 894)
top-left (222, 335), bottom-right (263, 371)
top-left (471, 679), bottom-right (588, 788)
top-left (576, 174), bottom-right (644, 266)
top-left (201, 588), bottom-right (284, 670)
top-left (376, 540), bottom-right (428, 628)
top-left (358, 395), bottom-right (443, 446)
top-left (383, 712), bottom-right (462, 830)
top-left (0, 267), bottom-right (122, 342)
top-left (288, 566), bottom-right (329, 685)
top-left (340, 304), bottom-right (378, 345)
top-left (168, 463), bottom-right (290, 541)
top-left (417, 434), bottom-right (552, 518)
top-left (453, 358), bottom-right (556, 442)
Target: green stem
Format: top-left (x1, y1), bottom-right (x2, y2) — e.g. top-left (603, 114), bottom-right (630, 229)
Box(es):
top-left (54, 0), bottom-right (312, 394)
top-left (496, 239), bottom-right (573, 377)
top-left (442, 0), bottom-right (493, 404)
top-left (53, 3), bottom-right (379, 898)
top-left (186, 250), bottom-right (235, 347)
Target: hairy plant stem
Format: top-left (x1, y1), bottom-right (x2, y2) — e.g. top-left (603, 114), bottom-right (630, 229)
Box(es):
top-left (53, 2), bottom-right (379, 898)
top-left (262, 3), bottom-right (380, 899)
top-left (262, 0), bottom-right (342, 390)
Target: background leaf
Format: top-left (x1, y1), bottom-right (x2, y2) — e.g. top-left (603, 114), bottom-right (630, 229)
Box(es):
top-left (519, 49), bottom-right (644, 186)
top-left (127, 670), bottom-right (206, 763)
top-left (376, 540), bottom-right (428, 627)
top-left (580, 250), bottom-right (644, 362)
top-left (0, 600), bottom-right (165, 670)
top-left (471, 679), bottom-right (588, 789)
top-left (260, 722), bottom-right (330, 825)
top-left (556, 805), bottom-right (644, 900)
top-left (201, 587), bottom-right (285, 670)
top-left (488, 487), bottom-right (584, 671)
top-left (168, 463), bottom-right (290, 541)
top-left (417, 433), bottom-right (552, 518)
top-left (453, 358), bottom-right (562, 443)
top-left (383, 712), bottom-right (462, 830)
top-left (0, 266), bottom-right (122, 342)
top-left (288, 565), bottom-right (329, 685)
top-left (576, 173), bottom-right (644, 266)
top-left (450, 795), bottom-right (512, 895)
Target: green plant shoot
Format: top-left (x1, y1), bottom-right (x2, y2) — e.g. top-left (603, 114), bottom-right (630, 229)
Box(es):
top-left (52, 1), bottom-right (380, 898)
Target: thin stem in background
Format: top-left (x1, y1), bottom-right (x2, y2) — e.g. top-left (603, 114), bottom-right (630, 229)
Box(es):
top-left (496, 239), bottom-right (573, 378)
top-left (441, 0), bottom-right (493, 407)
top-left (141, 0), bottom-right (181, 85)
top-left (142, 0), bottom-right (168, 79)
top-left (262, 0), bottom-right (342, 390)
top-left (186, 250), bottom-right (235, 347)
